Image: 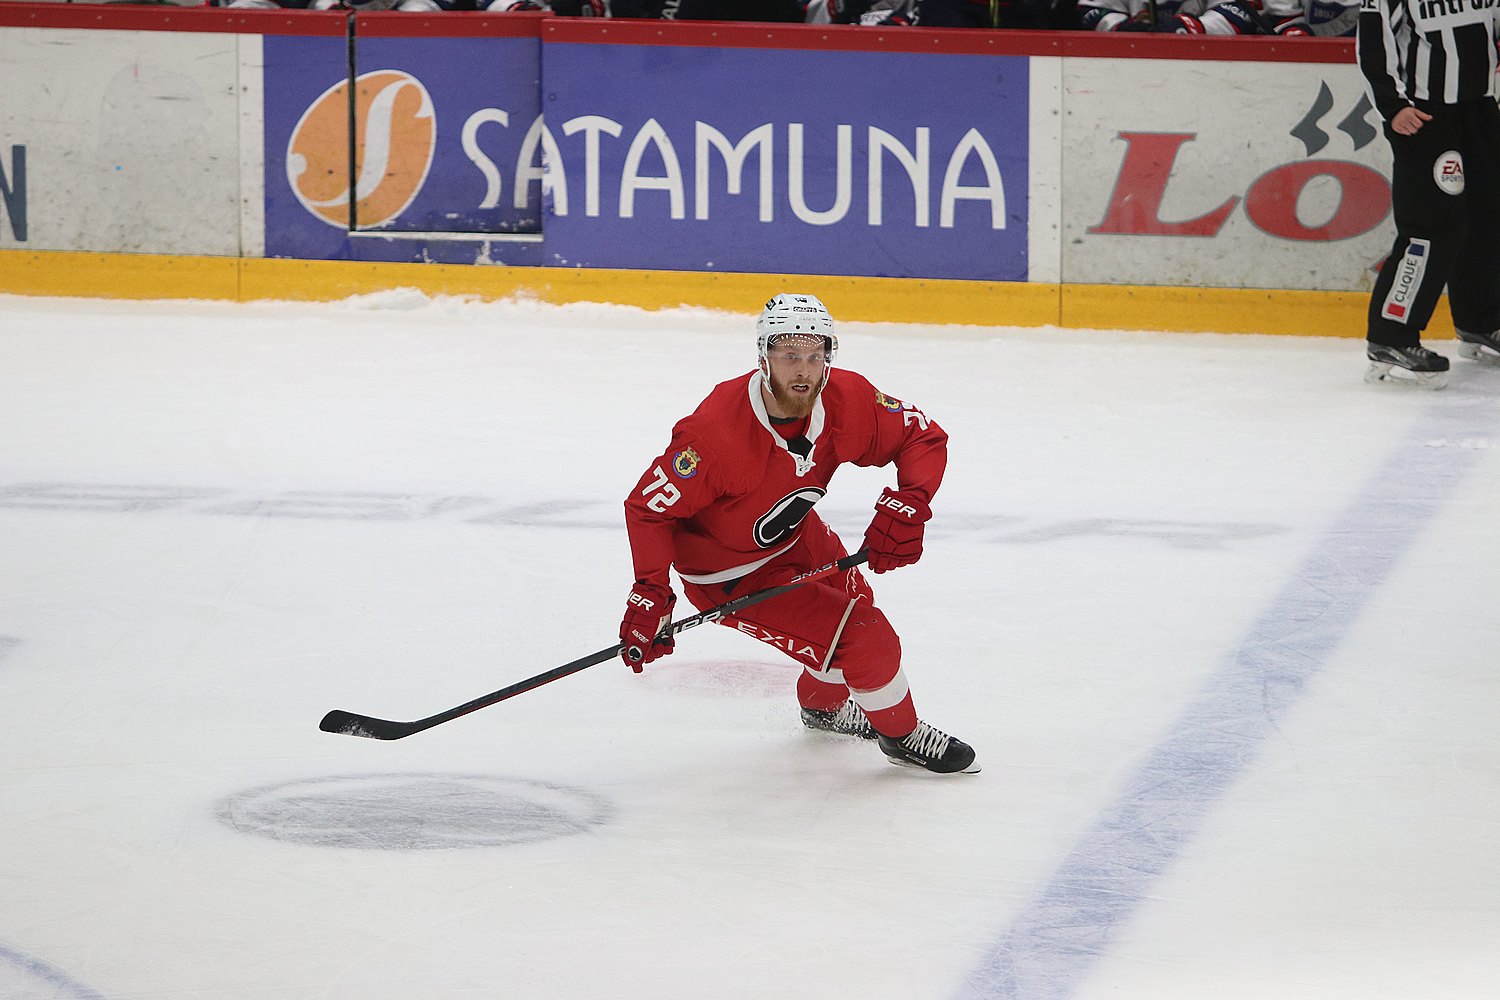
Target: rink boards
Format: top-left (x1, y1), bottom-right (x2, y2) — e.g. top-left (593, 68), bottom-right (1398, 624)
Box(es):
top-left (0, 7), bottom-right (1420, 334)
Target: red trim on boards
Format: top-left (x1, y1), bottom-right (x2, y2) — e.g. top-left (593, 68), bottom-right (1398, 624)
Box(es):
top-left (543, 20), bottom-right (1353, 63)
top-left (0, 2), bottom-right (347, 35)
top-left (0, 2), bottom-right (1355, 63)
top-left (543, 18), bottom-right (1068, 55)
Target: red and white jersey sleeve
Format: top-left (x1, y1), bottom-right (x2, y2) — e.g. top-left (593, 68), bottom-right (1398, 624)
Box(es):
top-left (623, 368), bottom-right (947, 590)
top-left (835, 370), bottom-right (948, 505)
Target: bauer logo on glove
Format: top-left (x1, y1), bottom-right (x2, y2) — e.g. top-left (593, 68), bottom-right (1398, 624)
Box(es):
top-left (875, 493), bottom-right (923, 520)
top-left (620, 583), bottom-right (676, 671)
top-left (863, 487), bottom-right (932, 574)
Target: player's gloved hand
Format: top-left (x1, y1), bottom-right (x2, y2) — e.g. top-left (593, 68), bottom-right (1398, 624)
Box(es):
top-left (862, 488), bottom-right (932, 574)
top-left (620, 582), bottom-right (676, 672)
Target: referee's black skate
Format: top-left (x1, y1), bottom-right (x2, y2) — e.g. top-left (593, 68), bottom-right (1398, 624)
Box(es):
top-left (1365, 343), bottom-right (1449, 388)
top-left (1456, 329), bottom-right (1500, 365)
top-left (877, 720), bottom-right (980, 774)
top-left (800, 699), bottom-right (877, 740)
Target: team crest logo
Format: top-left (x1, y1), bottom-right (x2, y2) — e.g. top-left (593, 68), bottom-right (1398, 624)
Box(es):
top-left (753, 487), bottom-right (826, 548)
top-left (874, 391), bottom-right (904, 412)
top-left (672, 448), bottom-right (701, 478)
top-left (287, 70), bottom-right (436, 229)
top-left (1433, 151), bottom-right (1464, 196)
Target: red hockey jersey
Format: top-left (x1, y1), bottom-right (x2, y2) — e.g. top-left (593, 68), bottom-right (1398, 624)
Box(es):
top-left (624, 367), bottom-right (947, 589)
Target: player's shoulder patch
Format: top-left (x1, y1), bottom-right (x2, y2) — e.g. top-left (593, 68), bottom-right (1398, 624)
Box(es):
top-left (672, 447), bottom-right (701, 479)
top-left (873, 389), bottom-right (904, 412)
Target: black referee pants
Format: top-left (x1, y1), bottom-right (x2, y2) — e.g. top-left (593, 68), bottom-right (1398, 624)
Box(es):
top-left (1368, 98), bottom-right (1500, 347)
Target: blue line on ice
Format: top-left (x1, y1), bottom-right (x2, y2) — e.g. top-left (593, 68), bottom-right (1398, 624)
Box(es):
top-left (956, 392), bottom-right (1494, 1000)
top-left (0, 942), bottom-right (109, 1000)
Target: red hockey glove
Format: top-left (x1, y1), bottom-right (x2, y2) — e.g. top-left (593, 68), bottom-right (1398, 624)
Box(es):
top-left (862, 488), bottom-right (932, 574)
top-left (620, 582), bottom-right (676, 672)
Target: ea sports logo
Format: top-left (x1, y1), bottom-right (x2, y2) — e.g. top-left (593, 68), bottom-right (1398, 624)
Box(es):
top-left (1433, 151), bottom-right (1464, 196)
top-left (287, 70), bottom-right (436, 228)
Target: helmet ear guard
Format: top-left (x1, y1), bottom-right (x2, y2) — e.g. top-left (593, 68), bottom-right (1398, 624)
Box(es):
top-left (756, 293), bottom-right (838, 367)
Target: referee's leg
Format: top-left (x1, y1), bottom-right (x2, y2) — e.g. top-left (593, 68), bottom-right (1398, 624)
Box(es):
top-left (1445, 101), bottom-right (1500, 336)
top-left (1367, 112), bottom-right (1466, 348)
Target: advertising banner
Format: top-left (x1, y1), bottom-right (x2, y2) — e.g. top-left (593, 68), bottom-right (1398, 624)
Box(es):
top-left (262, 29), bottom-right (543, 265)
top-left (0, 27), bottom-right (242, 255)
top-left (539, 42), bottom-right (1032, 282)
top-left (353, 35), bottom-right (543, 236)
top-left (1061, 58), bottom-right (1394, 292)
top-left (5, 8), bottom-right (1390, 306)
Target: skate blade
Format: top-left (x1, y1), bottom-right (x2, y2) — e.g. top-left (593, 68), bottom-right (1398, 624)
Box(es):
top-left (1364, 361), bottom-right (1448, 389)
top-left (1456, 341), bottom-right (1500, 364)
top-left (883, 754), bottom-right (982, 775)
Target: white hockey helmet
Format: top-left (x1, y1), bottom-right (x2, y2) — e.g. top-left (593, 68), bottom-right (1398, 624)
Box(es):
top-left (756, 293), bottom-right (838, 367)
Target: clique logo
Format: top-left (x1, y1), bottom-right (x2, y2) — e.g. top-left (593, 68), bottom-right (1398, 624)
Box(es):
top-left (287, 70), bottom-right (437, 228)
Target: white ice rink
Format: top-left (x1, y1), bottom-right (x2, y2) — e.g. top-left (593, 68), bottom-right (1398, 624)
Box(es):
top-left (2, 291), bottom-right (1497, 1000)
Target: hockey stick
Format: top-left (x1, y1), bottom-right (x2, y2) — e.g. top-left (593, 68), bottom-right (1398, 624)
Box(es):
top-left (319, 550), bottom-right (869, 741)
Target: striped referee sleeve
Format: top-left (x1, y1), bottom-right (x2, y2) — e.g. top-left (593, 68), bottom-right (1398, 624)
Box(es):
top-left (1356, 0), bottom-right (1410, 121)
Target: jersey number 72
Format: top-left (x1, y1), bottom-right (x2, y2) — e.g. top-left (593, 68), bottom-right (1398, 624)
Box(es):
top-left (641, 465), bottom-right (682, 513)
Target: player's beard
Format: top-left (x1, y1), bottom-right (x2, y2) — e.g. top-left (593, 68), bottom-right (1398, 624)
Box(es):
top-left (765, 370), bottom-right (822, 419)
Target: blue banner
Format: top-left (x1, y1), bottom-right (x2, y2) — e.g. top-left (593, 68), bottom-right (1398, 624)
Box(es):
top-left (263, 32), bottom-right (542, 264)
top-left (355, 36), bottom-right (542, 236)
top-left (260, 30), bottom-right (1030, 278)
top-left (540, 43), bottom-right (1030, 281)
top-left (264, 34), bottom-right (356, 260)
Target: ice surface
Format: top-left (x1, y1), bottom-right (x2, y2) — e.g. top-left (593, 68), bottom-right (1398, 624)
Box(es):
top-left (1, 291), bottom-right (1497, 1000)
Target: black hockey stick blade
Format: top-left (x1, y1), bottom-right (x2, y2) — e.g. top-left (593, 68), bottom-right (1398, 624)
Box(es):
top-left (319, 550), bottom-right (867, 741)
top-left (318, 641), bottom-right (622, 740)
top-left (319, 709), bottom-right (415, 741)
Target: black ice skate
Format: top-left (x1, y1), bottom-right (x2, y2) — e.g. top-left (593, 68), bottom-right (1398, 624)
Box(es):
top-left (1365, 343), bottom-right (1450, 388)
top-left (1456, 329), bottom-right (1500, 365)
top-left (800, 699), bottom-right (877, 740)
top-left (877, 721), bottom-right (980, 774)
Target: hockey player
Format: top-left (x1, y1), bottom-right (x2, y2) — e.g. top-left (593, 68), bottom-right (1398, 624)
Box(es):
top-left (618, 294), bottom-right (979, 775)
top-left (1149, 0), bottom-right (1356, 34)
top-left (671, 0), bottom-right (806, 20)
top-left (804, 0), bottom-right (1063, 28)
top-left (1077, 0), bottom-right (1353, 33)
top-left (1075, 0), bottom-right (1178, 31)
top-left (1357, 0), bottom-right (1500, 385)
